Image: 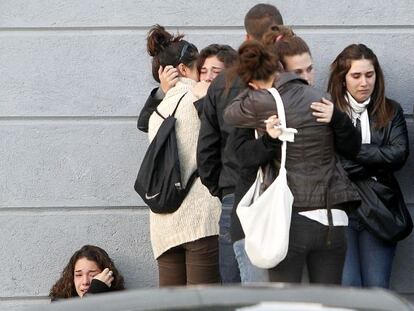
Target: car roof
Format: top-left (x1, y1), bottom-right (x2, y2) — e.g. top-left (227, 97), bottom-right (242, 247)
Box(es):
top-left (26, 284), bottom-right (414, 311)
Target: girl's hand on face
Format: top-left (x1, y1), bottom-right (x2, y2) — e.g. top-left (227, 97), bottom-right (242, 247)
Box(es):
top-left (310, 97), bottom-right (334, 123)
top-left (159, 65), bottom-right (179, 94)
top-left (93, 268), bottom-right (114, 288)
top-left (192, 81), bottom-right (210, 99)
top-left (265, 115), bottom-right (282, 139)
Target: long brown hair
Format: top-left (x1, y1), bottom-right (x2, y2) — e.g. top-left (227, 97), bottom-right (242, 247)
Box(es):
top-left (327, 44), bottom-right (393, 128)
top-left (49, 245), bottom-right (125, 300)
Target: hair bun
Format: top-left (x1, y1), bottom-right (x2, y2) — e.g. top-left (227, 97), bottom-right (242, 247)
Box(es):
top-left (238, 41), bottom-right (268, 71)
top-left (236, 40), bottom-right (279, 84)
top-left (262, 26), bottom-right (295, 46)
top-left (147, 24), bottom-right (173, 56)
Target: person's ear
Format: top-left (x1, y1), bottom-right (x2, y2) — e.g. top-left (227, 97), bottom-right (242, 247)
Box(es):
top-left (177, 63), bottom-right (187, 77)
top-left (245, 33), bottom-right (252, 42)
top-left (178, 63), bottom-right (191, 78)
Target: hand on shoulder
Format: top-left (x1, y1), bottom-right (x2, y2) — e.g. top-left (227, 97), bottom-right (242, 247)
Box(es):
top-left (310, 97), bottom-right (334, 123)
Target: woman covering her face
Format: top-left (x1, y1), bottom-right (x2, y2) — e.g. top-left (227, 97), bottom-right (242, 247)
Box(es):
top-left (145, 25), bottom-right (222, 286)
top-left (137, 43), bottom-right (237, 133)
top-left (49, 245), bottom-right (124, 300)
top-left (328, 44), bottom-right (410, 288)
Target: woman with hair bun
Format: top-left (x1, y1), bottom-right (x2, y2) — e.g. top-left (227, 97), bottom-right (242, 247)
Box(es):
top-left (49, 245), bottom-right (124, 300)
top-left (223, 37), bottom-right (361, 284)
top-left (138, 43), bottom-right (237, 132)
top-left (145, 25), bottom-right (221, 286)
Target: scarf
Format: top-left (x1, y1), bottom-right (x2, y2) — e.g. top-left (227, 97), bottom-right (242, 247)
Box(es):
top-left (345, 91), bottom-right (371, 144)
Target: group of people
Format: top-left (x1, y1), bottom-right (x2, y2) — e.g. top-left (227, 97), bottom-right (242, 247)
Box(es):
top-left (48, 2), bottom-right (410, 301)
top-left (138, 2), bottom-right (410, 289)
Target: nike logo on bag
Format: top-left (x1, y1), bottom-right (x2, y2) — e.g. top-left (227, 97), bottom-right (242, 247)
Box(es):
top-left (145, 192), bottom-right (160, 200)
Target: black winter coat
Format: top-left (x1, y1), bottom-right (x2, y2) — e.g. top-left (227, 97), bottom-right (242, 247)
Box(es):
top-left (137, 87), bottom-right (162, 133)
top-left (340, 99), bottom-right (409, 222)
top-left (341, 99), bottom-right (408, 179)
top-left (196, 71), bottom-right (246, 199)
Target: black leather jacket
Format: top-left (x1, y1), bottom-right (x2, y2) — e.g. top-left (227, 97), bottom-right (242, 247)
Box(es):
top-left (224, 72), bottom-right (361, 210)
top-left (340, 99), bottom-right (409, 199)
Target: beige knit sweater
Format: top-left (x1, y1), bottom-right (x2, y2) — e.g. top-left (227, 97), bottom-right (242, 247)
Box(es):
top-left (148, 78), bottom-right (221, 259)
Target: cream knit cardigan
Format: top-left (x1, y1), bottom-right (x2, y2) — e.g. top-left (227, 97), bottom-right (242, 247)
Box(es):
top-left (148, 78), bottom-right (221, 259)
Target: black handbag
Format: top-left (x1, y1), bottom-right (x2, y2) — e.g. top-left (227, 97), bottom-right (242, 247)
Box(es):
top-left (354, 177), bottom-right (413, 243)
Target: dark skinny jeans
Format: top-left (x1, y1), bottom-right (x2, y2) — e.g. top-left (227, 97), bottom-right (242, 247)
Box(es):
top-left (269, 213), bottom-right (347, 284)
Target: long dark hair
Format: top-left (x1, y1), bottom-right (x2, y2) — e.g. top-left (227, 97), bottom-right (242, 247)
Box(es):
top-left (147, 24), bottom-right (198, 82)
top-left (49, 245), bottom-right (125, 300)
top-left (327, 43), bottom-right (393, 128)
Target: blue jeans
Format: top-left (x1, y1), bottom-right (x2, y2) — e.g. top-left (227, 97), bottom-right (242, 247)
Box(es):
top-left (219, 194), bottom-right (241, 283)
top-left (233, 239), bottom-right (269, 283)
top-left (342, 217), bottom-right (396, 288)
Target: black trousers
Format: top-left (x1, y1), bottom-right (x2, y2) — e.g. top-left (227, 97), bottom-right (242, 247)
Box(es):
top-left (269, 213), bottom-right (347, 284)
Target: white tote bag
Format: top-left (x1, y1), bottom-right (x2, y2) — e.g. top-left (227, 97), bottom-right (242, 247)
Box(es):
top-left (236, 87), bottom-right (295, 269)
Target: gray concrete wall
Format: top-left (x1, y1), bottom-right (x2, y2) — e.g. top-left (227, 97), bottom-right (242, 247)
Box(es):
top-left (1, 1), bottom-right (413, 309)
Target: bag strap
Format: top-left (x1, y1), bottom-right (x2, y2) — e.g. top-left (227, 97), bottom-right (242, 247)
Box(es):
top-left (267, 88), bottom-right (287, 170)
top-left (184, 170), bottom-right (199, 192)
top-left (254, 130), bottom-right (264, 183)
top-left (155, 92), bottom-right (187, 120)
